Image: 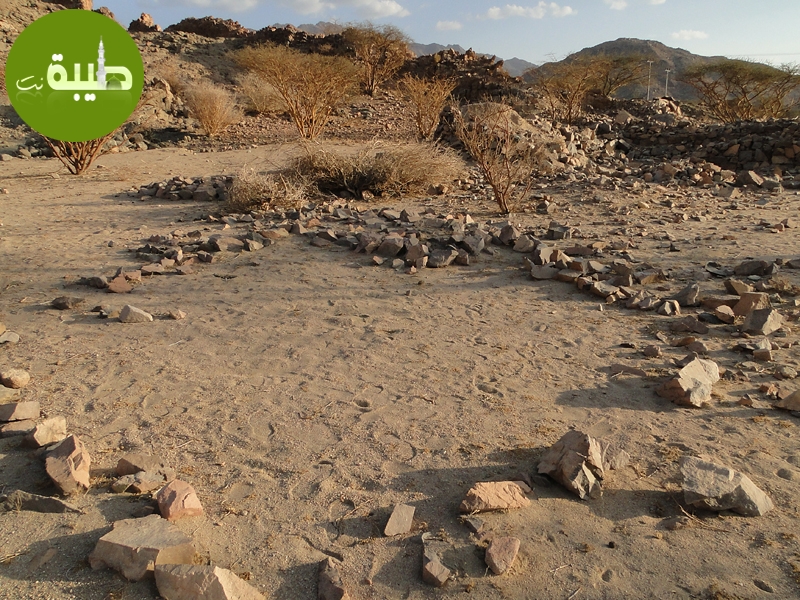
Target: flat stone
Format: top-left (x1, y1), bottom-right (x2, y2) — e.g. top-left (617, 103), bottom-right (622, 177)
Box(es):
top-left (88, 514), bottom-right (195, 581)
top-left (244, 239), bottom-right (263, 252)
top-left (671, 316), bottom-right (709, 335)
top-left (538, 430), bottom-right (605, 500)
top-left (591, 281), bottom-right (620, 299)
top-left (45, 435), bottom-right (91, 494)
top-left (0, 399), bottom-right (38, 422)
top-left (742, 308), bottom-right (784, 336)
top-left (154, 564), bottom-right (265, 600)
top-left (681, 456), bottom-right (773, 516)
top-left (656, 358), bottom-right (720, 408)
top-left (116, 453), bottom-right (175, 479)
top-left (0, 420), bottom-right (36, 437)
top-left (724, 279), bottom-right (754, 295)
top-left (0, 331), bottom-right (20, 345)
top-left (485, 536), bottom-right (520, 575)
top-left (107, 275), bottom-right (133, 294)
top-left (141, 263), bottom-right (165, 275)
top-left (1, 490), bottom-right (81, 514)
top-left (1, 368), bottom-right (30, 389)
top-left (775, 390), bottom-right (800, 412)
top-left (459, 481), bottom-right (531, 513)
top-left (530, 265), bottom-right (559, 280)
top-left (384, 503), bottom-right (415, 536)
top-left (671, 283), bottom-right (700, 307)
top-left (513, 235), bottom-right (536, 253)
top-left (421, 543), bottom-right (450, 587)
top-left (51, 296), bottom-right (83, 310)
top-left (169, 310), bottom-right (186, 320)
top-left (427, 248), bottom-right (458, 268)
top-left (643, 345), bottom-right (661, 358)
top-left (23, 416), bottom-right (67, 448)
top-left (376, 236), bottom-right (404, 257)
top-left (120, 305), bottom-right (153, 323)
top-left (733, 292), bottom-right (770, 317)
top-left (318, 557), bottom-right (350, 600)
top-left (157, 480), bottom-right (204, 520)
top-left (734, 259), bottom-right (772, 277)
top-left (112, 471), bottom-right (167, 494)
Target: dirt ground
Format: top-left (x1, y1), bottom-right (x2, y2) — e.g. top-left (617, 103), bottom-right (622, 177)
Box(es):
top-left (0, 142), bottom-right (799, 600)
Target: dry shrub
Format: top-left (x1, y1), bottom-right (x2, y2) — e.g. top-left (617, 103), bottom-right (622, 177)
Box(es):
top-left (399, 75), bottom-right (456, 140)
top-left (238, 72), bottom-right (283, 115)
top-left (42, 132), bottom-right (116, 175)
top-left (452, 103), bottom-right (546, 214)
top-left (228, 168), bottom-right (305, 211)
top-left (154, 63), bottom-right (189, 98)
top-left (342, 23), bottom-right (411, 96)
top-left (292, 143), bottom-right (461, 200)
top-left (234, 44), bottom-right (358, 140)
top-left (184, 83), bottom-right (242, 137)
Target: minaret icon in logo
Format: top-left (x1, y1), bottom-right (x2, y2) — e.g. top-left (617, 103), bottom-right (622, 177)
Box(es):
top-left (97, 37), bottom-right (106, 90)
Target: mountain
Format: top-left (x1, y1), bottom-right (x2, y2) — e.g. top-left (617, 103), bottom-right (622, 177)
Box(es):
top-left (502, 57), bottom-right (537, 77)
top-left (408, 42), bottom-right (467, 57)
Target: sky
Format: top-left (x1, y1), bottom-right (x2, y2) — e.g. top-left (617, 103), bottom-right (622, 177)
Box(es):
top-left (98, 0), bottom-right (800, 66)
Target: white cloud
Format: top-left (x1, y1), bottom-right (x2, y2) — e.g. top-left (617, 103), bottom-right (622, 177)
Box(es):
top-left (604, 0), bottom-right (627, 9)
top-left (436, 20), bottom-right (462, 31)
top-left (650, 0), bottom-right (666, 4)
top-left (484, 2), bottom-right (575, 20)
top-left (159, 0), bottom-right (409, 18)
top-left (671, 29), bottom-right (709, 40)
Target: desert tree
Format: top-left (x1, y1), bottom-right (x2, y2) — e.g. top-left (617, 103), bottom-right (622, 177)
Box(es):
top-left (234, 44), bottom-right (358, 140)
top-left (398, 75), bottom-right (456, 140)
top-left (342, 23), bottom-right (411, 96)
top-left (527, 56), bottom-right (598, 124)
top-left (42, 134), bottom-right (116, 175)
top-left (592, 54), bottom-right (648, 97)
top-left (681, 59), bottom-right (800, 122)
top-left (452, 103), bottom-right (546, 214)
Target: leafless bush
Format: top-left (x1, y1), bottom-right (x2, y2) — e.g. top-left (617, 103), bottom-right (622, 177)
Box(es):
top-left (227, 168), bottom-right (305, 211)
top-left (291, 143), bottom-right (461, 200)
top-left (234, 44), bottom-right (358, 140)
top-left (42, 132), bottom-right (116, 175)
top-left (342, 23), bottom-right (411, 96)
top-left (452, 103), bottom-right (546, 214)
top-left (154, 63), bottom-right (189, 98)
top-left (184, 83), bottom-right (242, 137)
top-left (238, 72), bottom-right (284, 115)
top-left (399, 75), bottom-right (456, 140)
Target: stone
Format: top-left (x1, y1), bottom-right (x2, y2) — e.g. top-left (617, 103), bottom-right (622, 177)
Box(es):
top-left (753, 349), bottom-right (773, 362)
top-left (742, 308), bottom-right (783, 336)
top-left (459, 481), bottom-right (531, 512)
top-left (681, 456), bottom-right (773, 516)
top-left (142, 263), bottom-right (165, 276)
top-left (643, 345), bottom-right (661, 358)
top-left (1, 368), bottom-right (31, 389)
top-left (157, 480), bottom-right (204, 520)
top-left (775, 390), bottom-right (800, 412)
top-left (154, 564), bottom-right (265, 600)
top-left (107, 276), bottom-right (133, 294)
top-left (658, 300), bottom-right (680, 316)
top-left (485, 537), bottom-right (520, 575)
top-left (88, 514), bottom-right (195, 581)
top-left (0, 385), bottom-right (21, 402)
top-left (714, 305), bottom-right (735, 324)
top-left (318, 558), bottom-right (350, 600)
top-left (499, 224), bottom-right (520, 245)
top-left (0, 400), bottom-right (39, 422)
top-left (384, 503), bottom-right (415, 536)
top-left (112, 472), bottom-right (167, 494)
top-left (405, 244), bottom-right (429, 262)
top-left (169, 310), bottom-right (187, 320)
top-left (129, 13), bottom-right (162, 33)
top-left (86, 275), bottom-right (109, 289)
top-left (51, 296), bottom-right (83, 310)
top-left (45, 435), bottom-right (91, 494)
top-left (671, 283), bottom-right (700, 307)
top-left (422, 544), bottom-right (450, 588)
top-left (427, 248), bottom-right (458, 268)
top-left (530, 266), bottom-right (559, 280)
top-left (376, 236), bottom-right (404, 257)
top-left (372, 256), bottom-right (385, 266)
top-left (591, 281), bottom-right (620, 299)
top-left (775, 366), bottom-right (798, 380)
top-left (244, 239), bottom-right (263, 252)
top-left (120, 305), bottom-right (153, 323)
top-left (23, 416), bottom-right (68, 448)
top-left (116, 453), bottom-right (175, 479)
top-left (733, 292), bottom-right (771, 317)
top-left (513, 235), bottom-right (536, 253)
top-left (538, 430), bottom-right (605, 500)
top-left (656, 358), bottom-right (720, 408)
top-left (311, 236), bottom-right (331, 248)
top-left (671, 316), bottom-right (709, 335)
top-left (734, 259), bottom-right (773, 277)
top-left (1, 420), bottom-right (36, 437)
top-left (1, 490), bottom-right (81, 514)
top-left (462, 235), bottom-right (484, 256)
top-left (724, 279), bottom-right (753, 295)
top-left (737, 170), bottom-right (764, 187)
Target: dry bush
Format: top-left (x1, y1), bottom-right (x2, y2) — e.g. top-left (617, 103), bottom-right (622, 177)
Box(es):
top-left (342, 23), bottom-right (411, 96)
top-left (238, 72), bottom-right (283, 115)
top-left (228, 168), bottom-right (305, 211)
top-left (234, 44), bottom-right (358, 140)
top-left (184, 83), bottom-right (242, 137)
top-left (399, 75), bottom-right (456, 140)
top-left (42, 132), bottom-right (116, 175)
top-left (528, 56), bottom-right (598, 124)
top-left (154, 63), bottom-right (189, 98)
top-left (452, 103), bottom-right (546, 214)
top-left (291, 143), bottom-right (461, 200)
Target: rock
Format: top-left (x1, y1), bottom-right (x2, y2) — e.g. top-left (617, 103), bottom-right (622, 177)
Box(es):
top-left (51, 296), bottom-right (83, 310)
top-left (421, 538), bottom-right (450, 588)
top-left (537, 430), bottom-right (605, 499)
top-left (658, 300), bottom-right (680, 316)
top-left (88, 514), bottom-right (195, 581)
top-left (1, 368), bottom-right (31, 389)
top-left (1, 490), bottom-right (81, 514)
top-left (23, 416), bottom-right (68, 448)
top-left (671, 283), bottom-right (700, 307)
top-left (643, 345), bottom-right (661, 358)
top-left (737, 170), bottom-right (764, 187)
top-left (591, 281), bottom-right (620, 299)
top-left (157, 480), bottom-right (204, 520)
top-left (724, 279), bottom-right (753, 295)
top-left (384, 503), bottom-right (415, 536)
top-left (0, 400), bottom-right (39, 422)
top-left (318, 557), bottom-right (350, 600)
top-left (116, 453), bottom-right (175, 479)
top-left (112, 472), bottom-right (168, 494)
top-left (107, 275), bottom-right (133, 294)
top-left (530, 265), bottom-right (559, 280)
top-left (45, 435), bottom-right (91, 494)
top-left (128, 12), bottom-right (162, 33)
top-left (0, 386), bottom-right (21, 403)
top-left (657, 358), bottom-right (720, 408)
top-left (154, 564), bottom-right (265, 600)
top-left (0, 331), bottom-right (20, 345)
top-left (461, 235), bottom-right (484, 256)
top-left (714, 305), bottom-right (735, 324)
top-left (775, 366), bottom-right (798, 380)
top-left (1, 420), bottom-right (36, 437)
top-left (142, 263), bottom-right (165, 276)
top-left (775, 390), bottom-right (800, 412)
top-left (733, 292), bottom-right (771, 317)
top-left (733, 259), bottom-right (772, 276)
top-left (376, 236), bottom-right (404, 257)
top-left (742, 308), bottom-right (784, 336)
top-left (169, 310), bottom-right (187, 320)
top-left (427, 248), bottom-right (458, 268)
top-left (120, 305), bottom-right (153, 323)
top-left (681, 456), bottom-right (773, 516)
top-left (485, 537), bottom-right (520, 575)
top-left (459, 481), bottom-right (531, 512)
top-left (244, 239), bottom-right (263, 252)
top-left (671, 316), bottom-right (709, 335)
top-left (513, 235), bottom-right (536, 253)
top-left (499, 224), bottom-right (520, 245)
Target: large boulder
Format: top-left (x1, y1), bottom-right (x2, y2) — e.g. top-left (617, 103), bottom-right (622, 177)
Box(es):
top-left (128, 13), bottom-right (161, 33)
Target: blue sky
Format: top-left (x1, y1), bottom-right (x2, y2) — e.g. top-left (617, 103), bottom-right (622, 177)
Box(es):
top-left (99, 0), bottom-right (800, 65)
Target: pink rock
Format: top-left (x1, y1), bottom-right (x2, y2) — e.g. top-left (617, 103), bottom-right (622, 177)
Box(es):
top-left (157, 480), bottom-right (204, 520)
top-left (485, 536), bottom-right (520, 574)
top-left (459, 481), bottom-right (531, 513)
top-left (45, 435), bottom-right (91, 494)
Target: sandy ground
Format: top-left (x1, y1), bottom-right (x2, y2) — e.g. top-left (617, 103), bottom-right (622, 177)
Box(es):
top-left (1, 146), bottom-right (800, 600)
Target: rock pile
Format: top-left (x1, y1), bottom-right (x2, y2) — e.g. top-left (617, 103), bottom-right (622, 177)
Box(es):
top-left (164, 16), bottom-right (251, 38)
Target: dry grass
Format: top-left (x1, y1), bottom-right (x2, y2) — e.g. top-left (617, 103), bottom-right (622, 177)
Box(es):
top-left (184, 83), bottom-right (242, 137)
top-left (227, 168), bottom-right (306, 212)
top-left (234, 44), bottom-right (358, 140)
top-left (153, 63), bottom-right (189, 98)
top-left (399, 75), bottom-right (456, 140)
top-left (290, 143), bottom-right (462, 200)
top-left (238, 73), bottom-right (284, 115)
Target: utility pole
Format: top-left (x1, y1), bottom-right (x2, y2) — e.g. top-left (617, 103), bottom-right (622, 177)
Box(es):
top-left (665, 69), bottom-right (672, 98)
top-left (646, 60), bottom-right (654, 100)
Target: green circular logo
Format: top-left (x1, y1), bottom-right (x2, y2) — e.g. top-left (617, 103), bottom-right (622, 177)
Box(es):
top-left (5, 10), bottom-right (144, 142)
